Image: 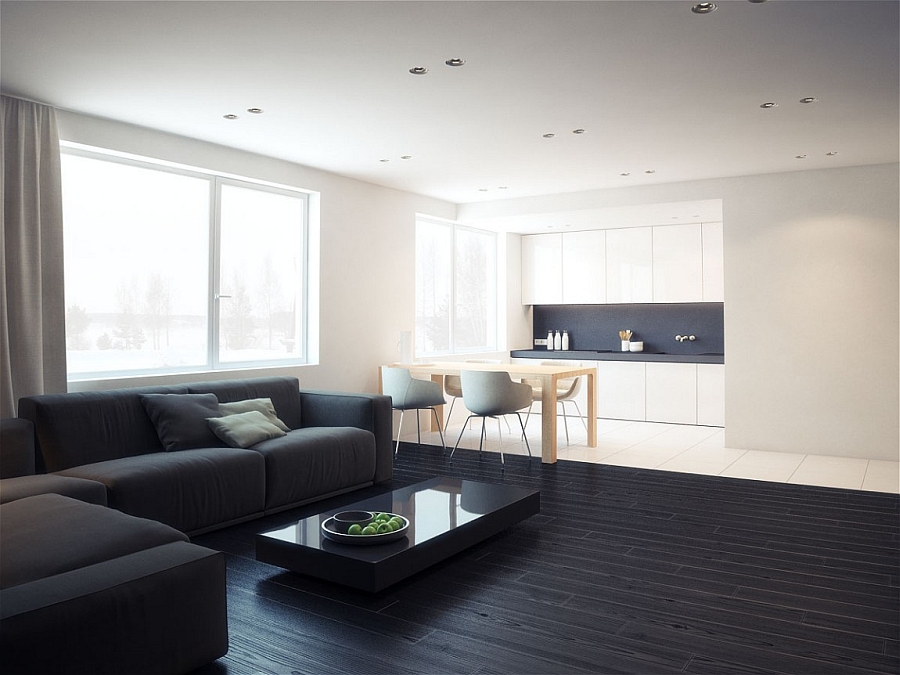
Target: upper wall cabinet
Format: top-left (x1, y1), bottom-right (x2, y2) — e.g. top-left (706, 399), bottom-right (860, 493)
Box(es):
top-left (562, 230), bottom-right (606, 304)
top-left (522, 222), bottom-right (723, 305)
top-left (653, 223), bottom-right (702, 302)
top-left (606, 227), bottom-right (653, 303)
top-left (521, 233), bottom-right (562, 305)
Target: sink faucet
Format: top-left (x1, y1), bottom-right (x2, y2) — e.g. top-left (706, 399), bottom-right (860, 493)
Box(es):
top-left (675, 334), bottom-right (696, 342)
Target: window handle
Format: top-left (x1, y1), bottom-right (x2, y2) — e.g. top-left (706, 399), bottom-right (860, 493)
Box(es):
top-left (215, 294), bottom-right (232, 300)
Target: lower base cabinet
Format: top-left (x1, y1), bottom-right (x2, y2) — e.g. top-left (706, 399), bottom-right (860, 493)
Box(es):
top-left (596, 361), bottom-right (646, 421)
top-left (697, 363), bottom-right (725, 427)
top-left (646, 362), bottom-right (698, 425)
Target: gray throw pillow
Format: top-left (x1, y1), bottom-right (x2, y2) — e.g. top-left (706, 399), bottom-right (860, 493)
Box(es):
top-left (140, 393), bottom-right (225, 452)
top-left (218, 397), bottom-right (290, 432)
top-left (207, 411), bottom-right (287, 448)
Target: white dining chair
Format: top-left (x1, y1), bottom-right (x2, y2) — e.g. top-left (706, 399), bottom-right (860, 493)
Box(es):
top-left (450, 370), bottom-right (533, 467)
top-left (523, 361), bottom-right (587, 445)
top-left (381, 366), bottom-right (446, 456)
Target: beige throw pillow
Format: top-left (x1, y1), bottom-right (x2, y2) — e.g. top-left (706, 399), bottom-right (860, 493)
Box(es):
top-left (218, 397), bottom-right (290, 432)
top-left (207, 411), bottom-right (287, 448)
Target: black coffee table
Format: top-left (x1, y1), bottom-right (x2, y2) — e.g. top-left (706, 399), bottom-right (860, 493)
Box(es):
top-left (255, 477), bottom-right (540, 592)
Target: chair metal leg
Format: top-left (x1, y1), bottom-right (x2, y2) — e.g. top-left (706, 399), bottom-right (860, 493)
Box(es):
top-left (446, 397), bottom-right (457, 427)
top-left (496, 416), bottom-right (505, 466)
top-left (478, 417), bottom-right (486, 455)
top-left (515, 413), bottom-right (533, 459)
top-left (450, 415), bottom-right (475, 460)
top-left (394, 409), bottom-right (405, 456)
top-left (416, 409), bottom-right (422, 445)
top-left (561, 401), bottom-right (570, 445)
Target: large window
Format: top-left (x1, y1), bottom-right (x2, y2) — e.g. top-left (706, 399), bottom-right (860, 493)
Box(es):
top-left (61, 147), bottom-right (309, 379)
top-left (415, 217), bottom-right (497, 356)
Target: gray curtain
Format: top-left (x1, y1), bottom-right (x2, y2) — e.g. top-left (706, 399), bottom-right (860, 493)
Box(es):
top-left (0, 95), bottom-right (67, 418)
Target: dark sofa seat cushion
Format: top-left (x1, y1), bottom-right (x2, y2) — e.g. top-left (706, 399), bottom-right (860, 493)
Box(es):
top-left (0, 474), bottom-right (107, 506)
top-left (252, 427), bottom-right (376, 509)
top-left (0, 493), bottom-right (187, 590)
top-left (58, 448), bottom-right (266, 534)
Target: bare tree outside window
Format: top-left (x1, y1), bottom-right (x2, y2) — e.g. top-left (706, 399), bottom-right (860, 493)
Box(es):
top-left (415, 218), bottom-right (496, 357)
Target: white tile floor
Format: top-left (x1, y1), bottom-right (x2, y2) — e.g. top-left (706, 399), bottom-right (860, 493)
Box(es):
top-left (398, 412), bottom-right (900, 494)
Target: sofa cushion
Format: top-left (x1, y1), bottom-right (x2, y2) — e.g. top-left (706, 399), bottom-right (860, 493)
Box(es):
top-left (218, 397), bottom-right (290, 431)
top-left (0, 493), bottom-right (187, 590)
top-left (140, 393), bottom-right (226, 452)
top-left (208, 411), bottom-right (287, 448)
top-left (57, 448), bottom-right (266, 534)
top-left (18, 385), bottom-right (191, 472)
top-left (188, 377), bottom-right (302, 430)
top-left (0, 474), bottom-right (107, 506)
top-left (251, 427), bottom-right (376, 509)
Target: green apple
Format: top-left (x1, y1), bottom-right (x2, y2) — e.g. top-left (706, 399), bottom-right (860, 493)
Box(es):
top-left (361, 525), bottom-right (377, 535)
top-left (347, 524), bottom-right (363, 536)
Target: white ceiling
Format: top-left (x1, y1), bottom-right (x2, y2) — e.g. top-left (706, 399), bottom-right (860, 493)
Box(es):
top-left (1, 0), bottom-right (897, 206)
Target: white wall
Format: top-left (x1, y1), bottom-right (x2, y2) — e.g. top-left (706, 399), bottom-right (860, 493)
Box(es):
top-left (57, 111), bottom-right (456, 395)
top-left (460, 163), bottom-right (900, 462)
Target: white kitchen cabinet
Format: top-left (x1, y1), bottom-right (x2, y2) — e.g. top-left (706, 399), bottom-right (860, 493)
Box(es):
top-left (653, 224), bottom-right (703, 303)
top-left (606, 227), bottom-right (653, 303)
top-left (596, 361), bottom-right (646, 421)
top-left (697, 363), bottom-right (725, 426)
top-left (562, 230), bottom-right (606, 304)
top-left (702, 222), bottom-right (724, 302)
top-left (645, 362), bottom-right (697, 424)
top-left (521, 233), bottom-right (562, 305)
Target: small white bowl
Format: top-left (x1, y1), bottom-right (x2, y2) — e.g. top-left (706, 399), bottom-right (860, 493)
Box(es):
top-left (629, 341), bottom-right (644, 352)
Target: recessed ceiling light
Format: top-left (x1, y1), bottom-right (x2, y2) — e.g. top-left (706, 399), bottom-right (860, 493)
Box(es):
top-left (498, 186), bottom-right (508, 190)
top-left (795, 154), bottom-right (808, 159)
top-left (247, 107), bottom-right (264, 114)
top-left (572, 129), bottom-right (586, 134)
top-left (760, 102), bottom-right (778, 109)
top-left (223, 114), bottom-right (239, 120)
top-left (826, 151), bottom-right (839, 156)
top-left (691, 2), bottom-right (717, 14)
top-left (408, 66), bottom-right (428, 75)
top-left (799, 97), bottom-right (819, 104)
top-left (542, 133), bottom-right (556, 138)
top-left (400, 155), bottom-right (412, 160)
top-left (645, 169), bottom-right (656, 174)
top-left (445, 58), bottom-right (466, 67)
top-left (478, 188), bottom-right (489, 192)
top-left (379, 159), bottom-right (390, 163)
top-left (620, 172), bottom-right (631, 176)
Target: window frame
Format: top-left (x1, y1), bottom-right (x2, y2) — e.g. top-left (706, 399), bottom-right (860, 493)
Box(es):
top-left (415, 215), bottom-right (498, 358)
top-left (60, 143), bottom-right (312, 380)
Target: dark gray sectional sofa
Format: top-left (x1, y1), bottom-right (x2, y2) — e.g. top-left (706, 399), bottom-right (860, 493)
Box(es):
top-left (0, 376), bottom-right (393, 674)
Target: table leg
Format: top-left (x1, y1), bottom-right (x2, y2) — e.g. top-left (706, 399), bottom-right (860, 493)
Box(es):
top-left (540, 374), bottom-right (558, 463)
top-left (586, 370), bottom-right (597, 447)
top-left (430, 374), bottom-right (444, 431)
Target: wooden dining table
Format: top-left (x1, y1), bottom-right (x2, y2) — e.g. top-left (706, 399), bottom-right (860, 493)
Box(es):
top-left (386, 361), bottom-right (597, 464)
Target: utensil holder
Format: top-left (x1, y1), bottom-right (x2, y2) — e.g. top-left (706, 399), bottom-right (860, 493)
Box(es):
top-left (621, 340), bottom-right (630, 352)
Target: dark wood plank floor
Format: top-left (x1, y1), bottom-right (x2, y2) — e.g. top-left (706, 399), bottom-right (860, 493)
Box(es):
top-left (192, 444), bottom-right (899, 675)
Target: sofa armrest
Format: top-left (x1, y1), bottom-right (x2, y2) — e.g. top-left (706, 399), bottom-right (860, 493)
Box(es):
top-left (298, 390), bottom-right (393, 484)
top-left (0, 541), bottom-right (227, 675)
top-left (0, 418), bottom-right (35, 478)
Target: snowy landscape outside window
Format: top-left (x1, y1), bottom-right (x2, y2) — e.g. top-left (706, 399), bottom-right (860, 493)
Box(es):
top-left (415, 217), bottom-right (496, 357)
top-left (61, 147), bottom-right (309, 379)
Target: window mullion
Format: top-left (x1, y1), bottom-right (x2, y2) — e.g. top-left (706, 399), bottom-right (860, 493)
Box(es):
top-left (209, 178), bottom-right (222, 369)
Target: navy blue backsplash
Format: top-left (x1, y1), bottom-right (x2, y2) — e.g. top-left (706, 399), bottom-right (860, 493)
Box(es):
top-left (533, 303), bottom-right (724, 355)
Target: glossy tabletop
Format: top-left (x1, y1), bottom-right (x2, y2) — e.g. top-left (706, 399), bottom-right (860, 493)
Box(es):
top-left (255, 477), bottom-right (540, 592)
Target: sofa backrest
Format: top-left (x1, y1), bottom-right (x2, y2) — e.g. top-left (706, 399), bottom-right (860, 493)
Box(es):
top-left (18, 377), bottom-right (302, 473)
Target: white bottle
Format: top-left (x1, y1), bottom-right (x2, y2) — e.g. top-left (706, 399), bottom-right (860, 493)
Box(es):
top-left (554, 330), bottom-right (562, 350)
top-left (547, 330), bottom-right (554, 351)
top-left (561, 330), bottom-right (569, 351)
